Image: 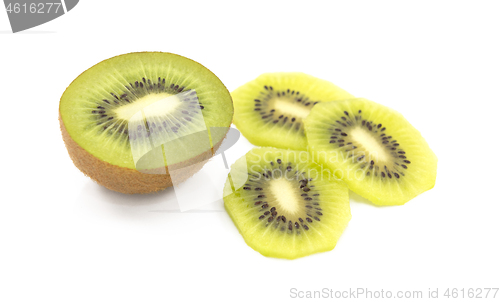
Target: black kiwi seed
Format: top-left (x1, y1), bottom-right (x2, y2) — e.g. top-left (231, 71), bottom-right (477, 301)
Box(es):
top-left (91, 77), bottom-right (204, 136)
top-left (322, 110), bottom-right (412, 180)
top-left (303, 225), bottom-right (309, 231)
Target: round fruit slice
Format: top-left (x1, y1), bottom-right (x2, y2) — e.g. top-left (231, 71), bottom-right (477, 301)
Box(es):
top-left (59, 52), bottom-right (233, 194)
top-left (231, 73), bottom-right (353, 150)
top-left (305, 98), bottom-right (437, 206)
top-left (223, 147), bottom-right (351, 259)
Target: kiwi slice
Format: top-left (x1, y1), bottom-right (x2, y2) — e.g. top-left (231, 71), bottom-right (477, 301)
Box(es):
top-left (59, 52), bottom-right (233, 194)
top-left (223, 147), bottom-right (351, 259)
top-left (304, 98), bottom-right (437, 206)
top-left (231, 73), bottom-right (353, 150)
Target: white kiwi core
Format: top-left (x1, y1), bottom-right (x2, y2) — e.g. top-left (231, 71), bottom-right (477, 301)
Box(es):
top-left (273, 98), bottom-right (311, 120)
top-left (269, 178), bottom-right (300, 215)
top-left (114, 93), bottom-right (181, 120)
top-left (349, 127), bottom-right (389, 163)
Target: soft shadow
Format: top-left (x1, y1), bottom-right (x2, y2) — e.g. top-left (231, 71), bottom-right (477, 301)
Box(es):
top-left (75, 181), bottom-right (180, 220)
top-left (349, 190), bottom-right (385, 208)
top-left (93, 183), bottom-right (176, 206)
top-left (149, 198), bottom-right (225, 213)
top-left (80, 181), bottom-right (226, 213)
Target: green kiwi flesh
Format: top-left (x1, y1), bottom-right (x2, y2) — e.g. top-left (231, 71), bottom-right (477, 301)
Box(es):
top-left (59, 52), bottom-right (233, 192)
top-left (305, 98), bottom-right (437, 206)
top-left (223, 147), bottom-right (351, 259)
top-left (231, 73), bottom-right (353, 150)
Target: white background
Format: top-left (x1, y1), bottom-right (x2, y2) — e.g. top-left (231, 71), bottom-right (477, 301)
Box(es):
top-left (1, 1), bottom-right (499, 301)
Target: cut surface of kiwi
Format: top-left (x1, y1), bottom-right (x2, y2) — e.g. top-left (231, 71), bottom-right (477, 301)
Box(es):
top-left (59, 52), bottom-right (233, 194)
top-left (305, 98), bottom-right (437, 206)
top-left (231, 73), bottom-right (353, 150)
top-left (223, 147), bottom-right (351, 259)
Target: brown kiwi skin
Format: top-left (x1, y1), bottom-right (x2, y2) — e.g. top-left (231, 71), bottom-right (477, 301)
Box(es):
top-left (59, 51), bottom-right (232, 194)
top-left (59, 113), bottom-right (226, 194)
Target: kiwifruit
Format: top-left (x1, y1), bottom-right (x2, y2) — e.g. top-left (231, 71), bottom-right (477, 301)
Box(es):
top-left (59, 52), bottom-right (234, 194)
top-left (223, 147), bottom-right (351, 259)
top-left (231, 73), bottom-right (353, 150)
top-left (304, 98), bottom-right (437, 206)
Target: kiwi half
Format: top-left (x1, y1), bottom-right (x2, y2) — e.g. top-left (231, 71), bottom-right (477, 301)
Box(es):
top-left (59, 52), bottom-right (234, 194)
top-left (231, 73), bottom-right (353, 150)
top-left (304, 98), bottom-right (437, 205)
top-left (223, 147), bottom-right (351, 259)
